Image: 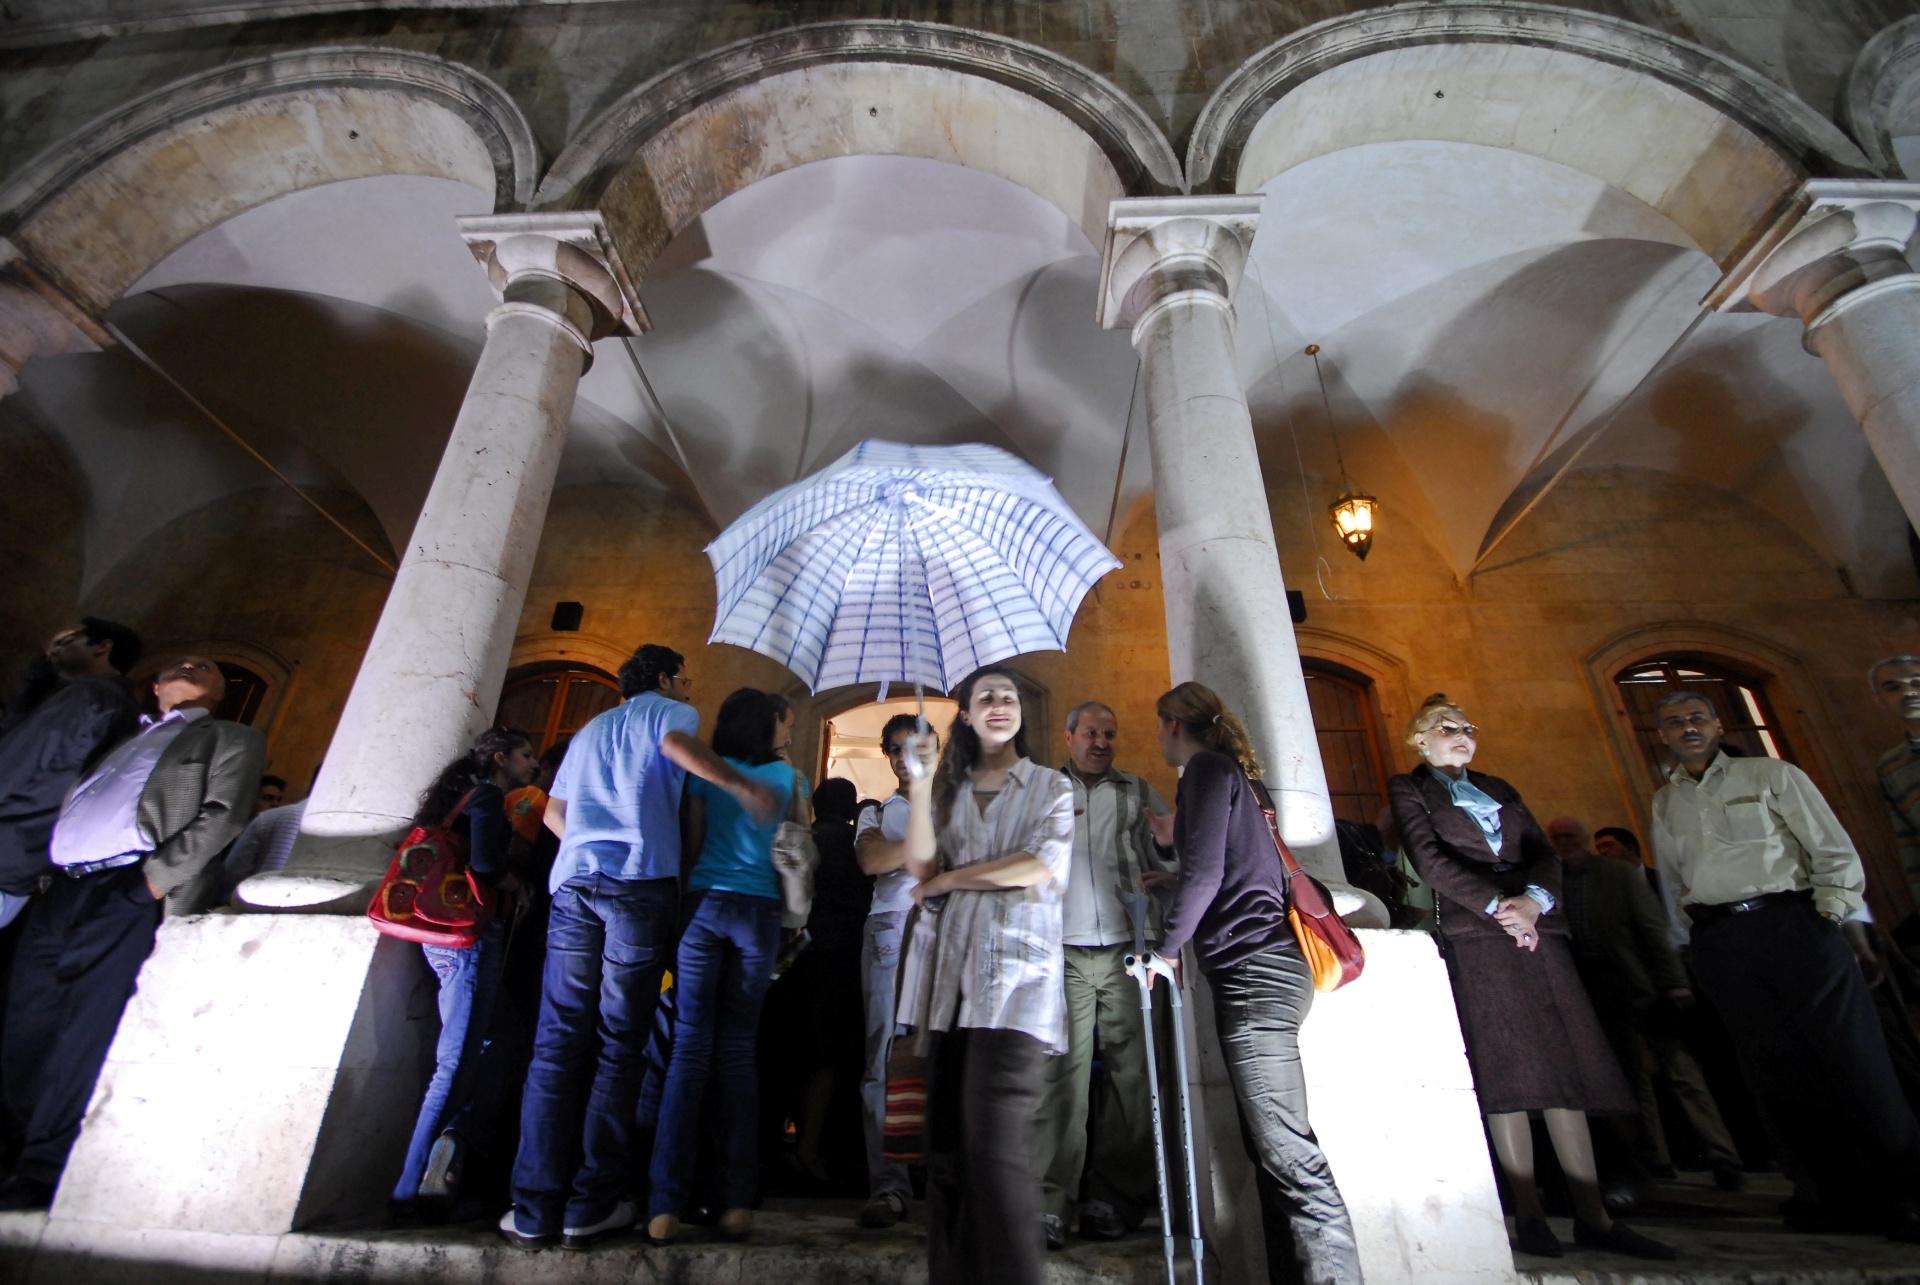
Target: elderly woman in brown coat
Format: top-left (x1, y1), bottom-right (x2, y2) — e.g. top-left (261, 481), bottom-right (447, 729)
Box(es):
top-left (1389, 695), bottom-right (1674, 1262)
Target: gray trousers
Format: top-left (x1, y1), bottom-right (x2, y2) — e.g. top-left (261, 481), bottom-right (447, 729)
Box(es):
top-left (860, 910), bottom-right (911, 1202)
top-left (1211, 943), bottom-right (1363, 1285)
top-left (1033, 943), bottom-right (1157, 1224)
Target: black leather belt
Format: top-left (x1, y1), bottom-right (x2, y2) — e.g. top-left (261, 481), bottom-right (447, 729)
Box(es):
top-left (58, 853), bottom-right (143, 879)
top-left (1685, 888), bottom-right (1812, 925)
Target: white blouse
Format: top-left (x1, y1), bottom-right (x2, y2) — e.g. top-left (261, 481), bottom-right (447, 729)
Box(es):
top-left (897, 757), bottom-right (1075, 1052)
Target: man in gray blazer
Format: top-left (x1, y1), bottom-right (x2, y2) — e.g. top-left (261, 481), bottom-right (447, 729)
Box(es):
top-left (0, 655), bottom-right (263, 1210)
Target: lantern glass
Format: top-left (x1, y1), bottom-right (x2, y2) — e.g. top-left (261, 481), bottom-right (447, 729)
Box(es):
top-left (1328, 490), bottom-right (1377, 559)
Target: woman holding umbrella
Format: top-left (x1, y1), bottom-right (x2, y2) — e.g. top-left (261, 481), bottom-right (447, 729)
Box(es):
top-left (898, 665), bottom-right (1074, 1285)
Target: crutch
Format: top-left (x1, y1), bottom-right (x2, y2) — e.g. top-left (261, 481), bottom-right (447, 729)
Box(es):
top-left (1125, 894), bottom-right (1206, 1285)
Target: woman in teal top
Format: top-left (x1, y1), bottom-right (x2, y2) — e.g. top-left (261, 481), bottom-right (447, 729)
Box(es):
top-left (647, 688), bottom-right (804, 1243)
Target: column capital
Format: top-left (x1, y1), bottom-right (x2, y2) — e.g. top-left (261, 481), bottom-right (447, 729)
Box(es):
top-left (1096, 194), bottom-right (1262, 331)
top-left (457, 210), bottom-right (648, 341)
top-left (1709, 180), bottom-right (1920, 327)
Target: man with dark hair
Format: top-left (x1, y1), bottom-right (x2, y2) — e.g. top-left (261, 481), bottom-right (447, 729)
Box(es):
top-left (0, 654), bottom-right (263, 1209)
top-left (0, 621), bottom-right (144, 924)
top-left (851, 712), bottom-right (937, 1229)
top-left (502, 644), bottom-right (777, 1250)
top-left (1032, 700), bottom-right (1173, 1247)
top-left (1651, 690), bottom-right (1920, 1238)
top-left (254, 775), bottom-right (287, 815)
top-left (618, 644), bottom-right (689, 702)
top-left (1593, 827), bottom-right (1639, 863)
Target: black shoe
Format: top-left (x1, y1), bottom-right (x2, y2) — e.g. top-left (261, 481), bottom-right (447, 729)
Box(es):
top-left (1513, 1216), bottom-right (1562, 1257)
top-left (1780, 1196), bottom-right (1847, 1233)
top-left (1040, 1212), bottom-right (1066, 1251)
top-left (1711, 1163), bottom-right (1746, 1193)
top-left (1574, 1220), bottom-right (1679, 1260)
top-left (498, 1207), bottom-right (556, 1250)
top-left (1079, 1199), bottom-right (1127, 1241)
top-left (859, 1191), bottom-right (907, 1229)
top-left (0, 1177), bottom-right (53, 1213)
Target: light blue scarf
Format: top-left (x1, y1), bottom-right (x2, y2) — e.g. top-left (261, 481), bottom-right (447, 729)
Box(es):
top-left (1443, 772), bottom-right (1504, 855)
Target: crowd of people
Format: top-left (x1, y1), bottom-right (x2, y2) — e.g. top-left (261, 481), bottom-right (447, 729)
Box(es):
top-left (6, 622), bottom-right (1920, 1281)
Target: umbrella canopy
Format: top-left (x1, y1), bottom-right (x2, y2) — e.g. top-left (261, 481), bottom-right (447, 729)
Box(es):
top-left (706, 440), bottom-right (1122, 693)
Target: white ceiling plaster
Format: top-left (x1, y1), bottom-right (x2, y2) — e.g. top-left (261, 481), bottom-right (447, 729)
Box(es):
top-left (20, 145), bottom-right (1908, 608)
top-left (634, 154), bottom-right (1139, 531)
top-left (128, 174), bottom-right (499, 340)
top-left (662, 152), bottom-right (1093, 351)
top-left (1240, 138), bottom-right (1911, 591)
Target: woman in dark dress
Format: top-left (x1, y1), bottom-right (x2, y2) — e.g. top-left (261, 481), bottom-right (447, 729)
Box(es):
top-left (1388, 694), bottom-right (1673, 1261)
top-left (1147, 682), bottom-right (1360, 1285)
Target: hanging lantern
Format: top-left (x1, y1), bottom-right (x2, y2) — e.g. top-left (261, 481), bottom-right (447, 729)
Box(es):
top-left (1328, 489), bottom-right (1377, 560)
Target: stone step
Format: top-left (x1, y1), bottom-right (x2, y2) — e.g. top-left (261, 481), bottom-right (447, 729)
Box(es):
top-left (0, 1202), bottom-right (1191, 1284)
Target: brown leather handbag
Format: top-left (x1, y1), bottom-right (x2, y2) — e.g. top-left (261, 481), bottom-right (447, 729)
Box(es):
top-left (1250, 778), bottom-right (1365, 992)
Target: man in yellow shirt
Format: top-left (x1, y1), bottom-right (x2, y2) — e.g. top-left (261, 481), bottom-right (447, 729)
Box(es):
top-left (1650, 691), bottom-right (1919, 1239)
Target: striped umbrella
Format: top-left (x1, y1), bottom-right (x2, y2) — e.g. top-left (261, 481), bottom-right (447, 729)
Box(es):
top-left (705, 440), bottom-right (1121, 693)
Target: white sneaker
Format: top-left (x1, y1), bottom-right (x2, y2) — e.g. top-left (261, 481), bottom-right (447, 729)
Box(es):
top-left (562, 1199), bottom-right (637, 1250)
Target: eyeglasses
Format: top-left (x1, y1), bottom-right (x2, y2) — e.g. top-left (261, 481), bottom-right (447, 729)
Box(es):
top-left (1434, 723), bottom-right (1478, 739)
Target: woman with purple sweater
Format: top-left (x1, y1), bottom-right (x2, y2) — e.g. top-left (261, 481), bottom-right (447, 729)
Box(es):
top-left (1147, 682), bottom-right (1361, 1285)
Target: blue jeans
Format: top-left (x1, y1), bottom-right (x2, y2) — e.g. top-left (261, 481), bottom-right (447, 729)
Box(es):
top-left (509, 873), bottom-right (677, 1233)
top-left (392, 921), bottom-right (509, 1202)
top-left (860, 910), bottom-right (910, 1203)
top-left (647, 890), bottom-right (781, 1218)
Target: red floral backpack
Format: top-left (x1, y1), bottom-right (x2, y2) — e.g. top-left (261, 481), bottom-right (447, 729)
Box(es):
top-left (366, 789), bottom-right (496, 948)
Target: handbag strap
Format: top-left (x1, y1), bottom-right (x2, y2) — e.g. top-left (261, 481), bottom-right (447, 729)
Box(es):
top-left (1246, 775), bottom-right (1305, 879)
top-left (441, 786), bottom-right (482, 831)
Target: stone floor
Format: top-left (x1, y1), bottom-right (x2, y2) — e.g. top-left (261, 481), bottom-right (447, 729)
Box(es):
top-left (1516, 1172), bottom-right (1920, 1285)
top-left (2, 1173), bottom-right (1920, 1283)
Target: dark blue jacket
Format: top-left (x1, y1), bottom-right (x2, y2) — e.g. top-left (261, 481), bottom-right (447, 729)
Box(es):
top-left (0, 673), bottom-right (140, 894)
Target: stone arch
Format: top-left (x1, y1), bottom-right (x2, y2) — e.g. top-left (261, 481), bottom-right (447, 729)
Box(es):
top-left (1844, 16), bottom-right (1920, 178)
top-left (1189, 2), bottom-right (1872, 267)
top-left (536, 20), bottom-right (1182, 282)
top-left (0, 46), bottom-right (537, 316)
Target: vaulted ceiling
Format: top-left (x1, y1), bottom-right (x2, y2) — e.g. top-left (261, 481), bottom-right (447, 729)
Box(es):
top-left (10, 145), bottom-right (1912, 598)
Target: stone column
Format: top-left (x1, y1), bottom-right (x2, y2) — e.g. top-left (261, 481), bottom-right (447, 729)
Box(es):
top-left (1714, 180), bottom-right (1920, 527)
top-left (1098, 196), bottom-right (1349, 888)
top-left (1096, 199), bottom-right (1512, 1285)
top-left (242, 211), bottom-right (644, 908)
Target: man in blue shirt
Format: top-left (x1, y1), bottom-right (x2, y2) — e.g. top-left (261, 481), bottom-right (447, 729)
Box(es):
top-left (501, 644), bottom-right (778, 1250)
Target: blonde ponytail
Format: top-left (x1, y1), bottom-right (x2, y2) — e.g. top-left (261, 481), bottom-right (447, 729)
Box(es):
top-left (1155, 682), bottom-right (1263, 779)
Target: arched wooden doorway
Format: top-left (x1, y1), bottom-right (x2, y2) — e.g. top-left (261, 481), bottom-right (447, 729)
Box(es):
top-left (495, 664), bottom-right (621, 754)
